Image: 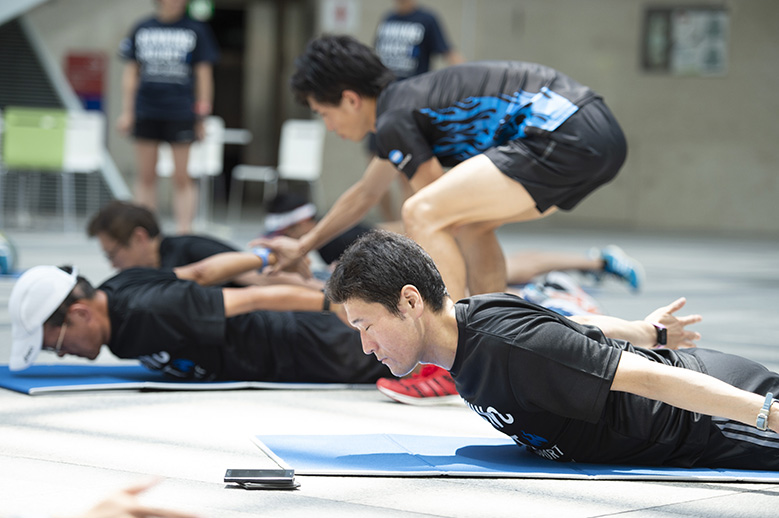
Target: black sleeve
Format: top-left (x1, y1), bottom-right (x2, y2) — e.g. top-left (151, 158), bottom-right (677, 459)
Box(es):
top-left (317, 225), bottom-right (372, 264)
top-left (375, 109), bottom-right (435, 179)
top-left (192, 20), bottom-right (220, 64)
top-left (507, 317), bottom-right (622, 423)
top-left (160, 235), bottom-right (238, 268)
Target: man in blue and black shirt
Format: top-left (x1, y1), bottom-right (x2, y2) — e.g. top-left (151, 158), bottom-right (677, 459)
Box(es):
top-left (264, 35), bottom-right (627, 303)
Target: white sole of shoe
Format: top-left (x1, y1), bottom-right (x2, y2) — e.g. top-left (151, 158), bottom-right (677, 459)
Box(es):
top-left (376, 385), bottom-right (463, 406)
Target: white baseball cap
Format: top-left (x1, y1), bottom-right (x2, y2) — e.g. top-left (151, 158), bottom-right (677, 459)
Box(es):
top-left (8, 265), bottom-right (79, 371)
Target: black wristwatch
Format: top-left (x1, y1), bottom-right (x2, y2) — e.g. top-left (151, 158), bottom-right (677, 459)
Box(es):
top-left (652, 323), bottom-right (667, 346)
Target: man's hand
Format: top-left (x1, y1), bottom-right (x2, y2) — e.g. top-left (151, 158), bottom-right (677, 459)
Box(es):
top-left (116, 112), bottom-right (134, 136)
top-left (194, 119), bottom-right (206, 141)
top-left (643, 297), bottom-right (702, 349)
top-left (249, 235), bottom-right (312, 278)
top-left (70, 478), bottom-right (199, 518)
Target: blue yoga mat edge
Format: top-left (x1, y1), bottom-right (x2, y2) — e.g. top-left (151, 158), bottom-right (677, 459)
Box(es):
top-left (0, 364), bottom-right (374, 395)
top-left (253, 433), bottom-right (779, 482)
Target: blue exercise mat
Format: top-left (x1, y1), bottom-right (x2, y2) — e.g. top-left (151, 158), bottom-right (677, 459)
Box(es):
top-left (254, 434), bottom-right (779, 482)
top-left (0, 364), bottom-right (373, 395)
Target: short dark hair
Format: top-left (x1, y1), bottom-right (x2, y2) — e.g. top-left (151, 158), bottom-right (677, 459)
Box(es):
top-left (45, 266), bottom-right (96, 327)
top-left (326, 230), bottom-right (448, 316)
top-left (87, 201), bottom-right (160, 245)
top-left (267, 192), bottom-right (310, 214)
top-left (290, 34), bottom-right (395, 106)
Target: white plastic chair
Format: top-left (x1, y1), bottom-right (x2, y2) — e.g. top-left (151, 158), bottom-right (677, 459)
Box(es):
top-left (0, 107), bottom-right (105, 232)
top-left (228, 119), bottom-right (325, 221)
top-left (156, 116), bottom-right (225, 223)
top-left (62, 110), bottom-right (105, 231)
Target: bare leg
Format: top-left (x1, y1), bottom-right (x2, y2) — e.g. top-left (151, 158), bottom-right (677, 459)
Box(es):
top-left (456, 205), bottom-right (558, 295)
top-left (170, 142), bottom-right (196, 234)
top-left (134, 140), bottom-right (159, 210)
top-left (454, 222), bottom-right (504, 296)
top-left (402, 154), bottom-right (548, 301)
top-left (506, 251), bottom-right (603, 285)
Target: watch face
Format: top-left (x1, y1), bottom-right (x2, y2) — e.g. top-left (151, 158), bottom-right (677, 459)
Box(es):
top-left (653, 323), bottom-right (667, 345)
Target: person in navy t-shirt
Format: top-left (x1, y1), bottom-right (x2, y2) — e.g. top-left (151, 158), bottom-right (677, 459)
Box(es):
top-left (371, 0), bottom-right (465, 222)
top-left (117, 0), bottom-right (219, 234)
top-left (374, 0), bottom-right (463, 80)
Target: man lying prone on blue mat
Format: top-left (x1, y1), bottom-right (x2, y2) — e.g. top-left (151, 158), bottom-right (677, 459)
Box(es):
top-left (326, 230), bottom-right (779, 471)
top-left (7, 249), bottom-right (390, 383)
top-left (8, 243), bottom-right (699, 385)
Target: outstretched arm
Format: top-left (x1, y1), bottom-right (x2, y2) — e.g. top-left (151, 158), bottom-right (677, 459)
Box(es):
top-left (173, 250), bottom-right (274, 286)
top-left (570, 297), bottom-right (702, 349)
top-left (222, 284), bottom-right (347, 324)
top-left (255, 157), bottom-right (399, 273)
top-left (612, 350), bottom-right (779, 433)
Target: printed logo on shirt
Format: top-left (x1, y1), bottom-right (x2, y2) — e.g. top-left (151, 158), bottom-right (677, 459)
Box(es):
top-left (530, 445), bottom-right (565, 461)
top-left (138, 351), bottom-right (170, 370)
top-left (518, 431), bottom-right (548, 448)
top-left (375, 21), bottom-right (425, 77)
top-left (389, 149), bottom-right (404, 164)
top-left (466, 402), bottom-right (515, 429)
top-left (388, 149), bottom-right (413, 171)
top-left (510, 434), bottom-right (565, 461)
top-left (171, 358), bottom-right (195, 373)
top-left (137, 351), bottom-right (208, 380)
top-left (135, 27), bottom-right (197, 84)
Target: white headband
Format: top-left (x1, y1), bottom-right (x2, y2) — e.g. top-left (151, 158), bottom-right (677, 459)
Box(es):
top-left (264, 203), bottom-right (317, 233)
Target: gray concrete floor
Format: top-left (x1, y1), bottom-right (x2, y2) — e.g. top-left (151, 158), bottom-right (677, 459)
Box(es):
top-left (1, 216), bottom-right (778, 517)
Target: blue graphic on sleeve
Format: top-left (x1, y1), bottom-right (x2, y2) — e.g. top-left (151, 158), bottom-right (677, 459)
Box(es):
top-left (419, 87), bottom-right (578, 162)
top-left (388, 149), bottom-right (405, 165)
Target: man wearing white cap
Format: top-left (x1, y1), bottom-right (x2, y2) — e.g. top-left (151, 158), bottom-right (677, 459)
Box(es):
top-left (7, 263), bottom-right (390, 383)
top-left (9, 266), bottom-right (81, 370)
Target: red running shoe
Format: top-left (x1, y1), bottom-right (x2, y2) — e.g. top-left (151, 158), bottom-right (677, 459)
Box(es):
top-left (376, 365), bottom-right (461, 405)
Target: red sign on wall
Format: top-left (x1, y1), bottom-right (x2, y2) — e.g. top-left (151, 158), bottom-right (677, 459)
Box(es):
top-left (65, 51), bottom-right (107, 110)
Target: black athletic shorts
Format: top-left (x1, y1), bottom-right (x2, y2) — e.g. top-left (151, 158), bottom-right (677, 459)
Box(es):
top-left (133, 118), bottom-right (196, 143)
top-left (484, 99), bottom-right (627, 213)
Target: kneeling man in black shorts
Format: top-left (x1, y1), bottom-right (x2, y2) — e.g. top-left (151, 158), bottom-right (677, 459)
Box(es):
top-left (262, 35), bottom-right (627, 302)
top-left (326, 230), bottom-right (779, 470)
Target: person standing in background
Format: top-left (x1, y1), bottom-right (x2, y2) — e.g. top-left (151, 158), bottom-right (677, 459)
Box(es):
top-left (117, 0), bottom-right (219, 234)
top-left (372, 0), bottom-right (465, 222)
top-left (374, 0), bottom-right (464, 81)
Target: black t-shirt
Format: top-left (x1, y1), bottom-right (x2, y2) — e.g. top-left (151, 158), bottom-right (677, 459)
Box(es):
top-left (118, 15), bottom-right (219, 120)
top-left (160, 235), bottom-right (249, 288)
top-left (99, 269), bottom-right (391, 383)
top-left (158, 235), bottom-right (237, 268)
top-left (317, 224), bottom-right (372, 265)
top-left (374, 61), bottom-right (599, 179)
top-left (450, 293), bottom-right (713, 467)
